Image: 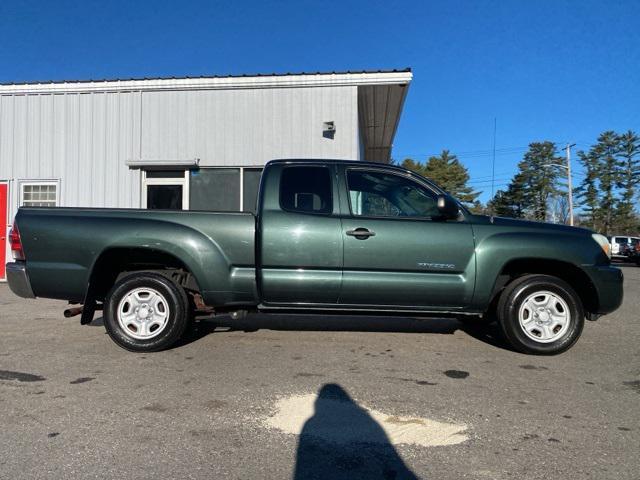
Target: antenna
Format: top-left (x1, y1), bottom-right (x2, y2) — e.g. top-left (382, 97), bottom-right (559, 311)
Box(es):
top-left (491, 117), bottom-right (497, 200)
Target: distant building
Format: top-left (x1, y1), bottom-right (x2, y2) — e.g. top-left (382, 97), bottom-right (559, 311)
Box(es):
top-left (0, 68), bottom-right (412, 279)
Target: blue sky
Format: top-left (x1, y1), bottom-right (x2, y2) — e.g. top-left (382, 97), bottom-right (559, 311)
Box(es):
top-left (2, 0), bottom-right (639, 201)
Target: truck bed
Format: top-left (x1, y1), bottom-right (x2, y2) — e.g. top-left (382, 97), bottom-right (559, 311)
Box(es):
top-left (15, 207), bottom-right (257, 304)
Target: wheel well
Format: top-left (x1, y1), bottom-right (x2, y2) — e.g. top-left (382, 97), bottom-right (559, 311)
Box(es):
top-left (491, 259), bottom-right (599, 314)
top-left (86, 248), bottom-right (201, 302)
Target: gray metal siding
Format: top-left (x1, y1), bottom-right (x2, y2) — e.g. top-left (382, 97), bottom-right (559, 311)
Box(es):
top-left (140, 86), bottom-right (359, 166)
top-left (0, 92), bottom-right (142, 211)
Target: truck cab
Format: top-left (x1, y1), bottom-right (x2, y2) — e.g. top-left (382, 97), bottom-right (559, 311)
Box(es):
top-left (258, 161), bottom-right (474, 310)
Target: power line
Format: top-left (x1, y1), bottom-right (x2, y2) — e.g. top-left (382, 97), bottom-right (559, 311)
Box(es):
top-left (468, 178), bottom-right (514, 185)
top-left (396, 148), bottom-right (529, 160)
top-left (468, 171), bottom-right (516, 180)
top-left (397, 146), bottom-right (552, 158)
top-left (474, 184), bottom-right (511, 191)
top-left (394, 140), bottom-right (579, 161)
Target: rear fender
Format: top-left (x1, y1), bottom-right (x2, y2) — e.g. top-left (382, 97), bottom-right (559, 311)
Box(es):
top-left (82, 218), bottom-right (232, 307)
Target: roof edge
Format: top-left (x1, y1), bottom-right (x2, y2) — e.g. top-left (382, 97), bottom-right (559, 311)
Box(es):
top-left (0, 69), bottom-right (412, 95)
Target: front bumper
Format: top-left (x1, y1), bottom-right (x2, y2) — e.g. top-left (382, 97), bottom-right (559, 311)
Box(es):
top-left (5, 262), bottom-right (35, 299)
top-left (584, 265), bottom-right (624, 314)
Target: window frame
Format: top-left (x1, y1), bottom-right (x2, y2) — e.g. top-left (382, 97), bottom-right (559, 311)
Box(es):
top-left (278, 164), bottom-right (335, 216)
top-left (345, 167), bottom-right (442, 221)
top-left (142, 169), bottom-right (190, 210)
top-left (19, 180), bottom-right (60, 208)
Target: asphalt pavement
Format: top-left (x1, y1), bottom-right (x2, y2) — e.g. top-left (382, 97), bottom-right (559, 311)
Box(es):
top-left (0, 264), bottom-right (638, 479)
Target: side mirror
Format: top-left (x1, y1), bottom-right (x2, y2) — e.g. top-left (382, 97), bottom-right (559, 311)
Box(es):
top-left (436, 194), bottom-right (459, 219)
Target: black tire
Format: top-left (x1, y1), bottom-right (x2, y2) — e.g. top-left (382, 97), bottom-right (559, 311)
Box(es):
top-left (497, 274), bottom-right (584, 355)
top-left (104, 272), bottom-right (189, 352)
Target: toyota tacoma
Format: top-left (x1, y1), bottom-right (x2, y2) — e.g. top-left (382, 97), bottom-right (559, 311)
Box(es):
top-left (5, 159), bottom-right (623, 354)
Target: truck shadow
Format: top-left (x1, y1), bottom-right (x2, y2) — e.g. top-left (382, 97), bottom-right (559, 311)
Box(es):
top-left (172, 313), bottom-right (513, 352)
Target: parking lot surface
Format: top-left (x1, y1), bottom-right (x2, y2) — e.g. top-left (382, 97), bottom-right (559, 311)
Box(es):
top-left (1, 264), bottom-right (639, 479)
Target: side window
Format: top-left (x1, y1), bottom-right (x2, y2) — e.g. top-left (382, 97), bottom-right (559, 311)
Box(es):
top-left (347, 169), bottom-right (439, 218)
top-left (280, 166), bottom-right (332, 214)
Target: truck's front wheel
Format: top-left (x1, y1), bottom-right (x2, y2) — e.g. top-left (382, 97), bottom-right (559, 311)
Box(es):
top-left (104, 273), bottom-right (189, 352)
top-left (497, 275), bottom-right (584, 355)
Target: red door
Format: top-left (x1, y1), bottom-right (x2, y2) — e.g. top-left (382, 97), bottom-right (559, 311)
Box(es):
top-left (0, 183), bottom-right (7, 279)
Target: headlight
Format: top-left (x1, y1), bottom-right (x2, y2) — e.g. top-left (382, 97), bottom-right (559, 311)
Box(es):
top-left (592, 234), bottom-right (611, 259)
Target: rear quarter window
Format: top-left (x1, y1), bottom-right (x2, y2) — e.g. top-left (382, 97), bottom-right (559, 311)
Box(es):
top-left (279, 166), bottom-right (333, 214)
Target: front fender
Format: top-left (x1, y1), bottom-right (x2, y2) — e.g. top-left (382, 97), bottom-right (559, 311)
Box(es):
top-left (471, 230), bottom-right (604, 310)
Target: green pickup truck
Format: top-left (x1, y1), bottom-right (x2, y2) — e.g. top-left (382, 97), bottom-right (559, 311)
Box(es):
top-left (6, 159), bottom-right (623, 355)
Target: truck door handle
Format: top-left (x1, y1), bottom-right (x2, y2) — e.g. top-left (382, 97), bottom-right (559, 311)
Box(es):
top-left (346, 228), bottom-right (376, 239)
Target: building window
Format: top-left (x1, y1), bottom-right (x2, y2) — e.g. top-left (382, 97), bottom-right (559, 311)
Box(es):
top-left (20, 182), bottom-right (59, 207)
top-left (142, 170), bottom-right (189, 210)
top-left (147, 185), bottom-right (184, 210)
top-left (189, 168), bottom-right (240, 212)
top-left (188, 167), bottom-right (263, 213)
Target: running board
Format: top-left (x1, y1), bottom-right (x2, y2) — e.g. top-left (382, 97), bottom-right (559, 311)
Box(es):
top-left (257, 304), bottom-right (482, 317)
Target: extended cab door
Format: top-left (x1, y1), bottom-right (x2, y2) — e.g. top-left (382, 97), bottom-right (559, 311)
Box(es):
top-left (258, 163), bottom-right (343, 304)
top-left (337, 165), bottom-right (476, 309)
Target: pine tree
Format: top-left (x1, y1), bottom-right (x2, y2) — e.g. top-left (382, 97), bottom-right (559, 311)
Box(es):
top-left (401, 150), bottom-right (480, 207)
top-left (488, 142), bottom-right (565, 221)
top-left (469, 200), bottom-right (488, 214)
top-left (575, 132), bottom-right (621, 235)
top-left (489, 190), bottom-right (516, 217)
top-left (489, 171), bottom-right (528, 218)
top-left (576, 130), bottom-right (640, 234)
top-left (575, 149), bottom-right (601, 231)
top-left (598, 132), bottom-right (622, 235)
top-left (615, 130), bottom-right (640, 232)
top-left (518, 142), bottom-right (566, 221)
top-left (400, 158), bottom-right (423, 175)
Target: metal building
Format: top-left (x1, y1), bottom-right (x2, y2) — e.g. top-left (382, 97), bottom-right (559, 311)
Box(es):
top-left (0, 69), bottom-right (412, 279)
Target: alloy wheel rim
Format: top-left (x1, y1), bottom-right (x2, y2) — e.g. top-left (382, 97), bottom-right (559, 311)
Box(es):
top-left (518, 290), bottom-right (571, 343)
top-left (117, 287), bottom-right (170, 340)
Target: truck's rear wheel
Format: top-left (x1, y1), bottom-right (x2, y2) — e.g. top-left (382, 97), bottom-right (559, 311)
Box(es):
top-left (104, 273), bottom-right (189, 352)
top-left (497, 275), bottom-right (584, 355)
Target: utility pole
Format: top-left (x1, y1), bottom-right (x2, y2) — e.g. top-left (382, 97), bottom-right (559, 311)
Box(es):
top-left (566, 143), bottom-right (576, 226)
